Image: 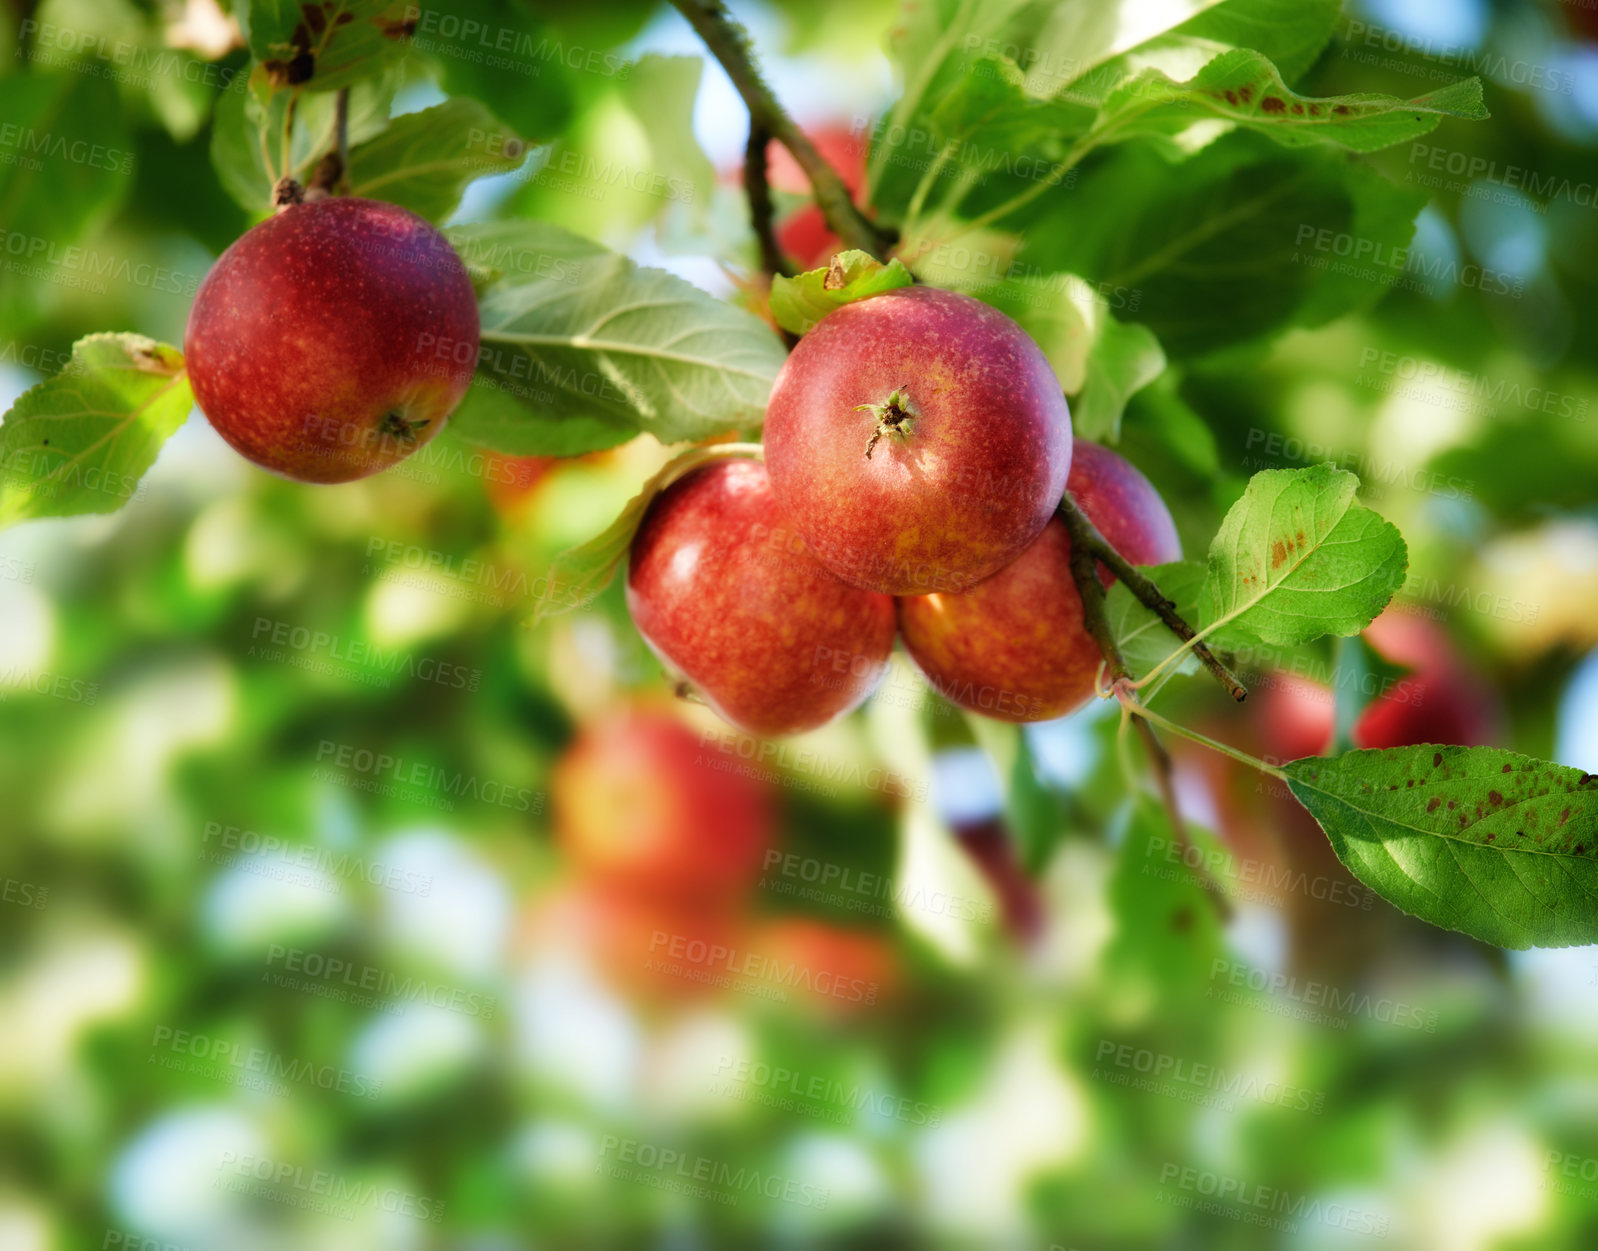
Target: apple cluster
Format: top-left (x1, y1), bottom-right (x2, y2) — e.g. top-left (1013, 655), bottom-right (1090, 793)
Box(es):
top-left (627, 285), bottom-right (1183, 737)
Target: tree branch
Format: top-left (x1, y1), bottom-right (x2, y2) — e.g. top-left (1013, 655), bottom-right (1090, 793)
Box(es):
top-left (743, 122), bottom-right (792, 281)
top-left (1059, 495), bottom-right (1233, 921)
top-left (1057, 493), bottom-right (1247, 703)
top-left (671, 0), bottom-right (890, 260)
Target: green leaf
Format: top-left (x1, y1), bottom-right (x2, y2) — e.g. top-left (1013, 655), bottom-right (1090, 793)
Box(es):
top-left (446, 376), bottom-right (633, 458)
top-left (457, 220), bottom-right (787, 446)
top-left (769, 252), bottom-right (915, 336)
top-left (1091, 49), bottom-right (1487, 154)
top-left (870, 0), bottom-right (1034, 203)
top-left (1020, 130), bottom-right (1429, 358)
top-left (530, 444), bottom-right (761, 626)
top-left (978, 275), bottom-right (1164, 442)
top-left (1197, 464), bottom-right (1407, 647)
top-left (1105, 803), bottom-right (1226, 996)
top-left (1285, 746), bottom-right (1598, 949)
top-left (0, 73), bottom-right (134, 326)
top-left (346, 98), bottom-right (527, 222)
top-left (618, 55), bottom-right (716, 241)
top-left (245, 0), bottom-right (413, 93)
top-left (1051, 0), bottom-right (1343, 104)
top-left (406, 0), bottom-right (579, 140)
top-left (0, 335), bottom-right (191, 531)
top-left (1105, 560), bottom-right (1207, 680)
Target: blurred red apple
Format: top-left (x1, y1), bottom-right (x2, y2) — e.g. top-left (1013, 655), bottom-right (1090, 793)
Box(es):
top-left (627, 459), bottom-right (895, 736)
top-left (747, 917), bottom-right (897, 1016)
top-left (764, 126), bottom-right (867, 269)
top-left (484, 452), bottom-right (554, 516)
top-left (521, 882), bottom-right (749, 1004)
top-left (765, 286), bottom-right (1073, 595)
top-left (1353, 609), bottom-right (1500, 749)
top-left (552, 711), bottom-right (773, 904)
top-left (1254, 672), bottom-right (1335, 761)
top-left (186, 197), bottom-right (478, 483)
top-left (897, 439), bottom-right (1181, 721)
top-left (1247, 608), bottom-right (1501, 756)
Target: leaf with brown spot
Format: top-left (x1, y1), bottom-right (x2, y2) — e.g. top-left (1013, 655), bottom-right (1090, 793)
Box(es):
top-left (1197, 463), bottom-right (1408, 648)
top-left (1284, 745), bottom-right (1598, 948)
top-left (1091, 47), bottom-right (1487, 154)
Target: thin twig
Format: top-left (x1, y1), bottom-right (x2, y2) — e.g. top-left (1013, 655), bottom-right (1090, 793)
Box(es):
top-left (1059, 494), bottom-right (1233, 921)
top-left (308, 87), bottom-right (350, 197)
top-left (743, 121), bottom-right (799, 348)
top-left (744, 122), bottom-right (791, 280)
top-left (670, 0), bottom-right (889, 259)
top-left (1057, 492), bottom-right (1247, 703)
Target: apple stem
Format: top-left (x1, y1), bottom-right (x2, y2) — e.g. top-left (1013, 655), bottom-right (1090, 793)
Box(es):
top-left (670, 0), bottom-right (892, 260)
top-left (1057, 493), bottom-right (1248, 703)
top-left (855, 386), bottom-right (916, 459)
top-left (1060, 494), bottom-right (1233, 921)
top-left (271, 177), bottom-right (305, 212)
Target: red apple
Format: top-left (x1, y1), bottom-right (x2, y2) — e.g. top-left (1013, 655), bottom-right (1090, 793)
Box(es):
top-left (185, 197), bottom-right (478, 483)
top-left (1244, 608), bottom-right (1501, 756)
top-left (896, 439), bottom-right (1181, 721)
top-left (763, 286), bottom-right (1073, 595)
top-left (552, 710), bottom-right (773, 905)
top-left (1353, 609), bottom-right (1500, 749)
top-left (1254, 672), bottom-right (1335, 761)
top-left (627, 459), bottom-right (896, 736)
